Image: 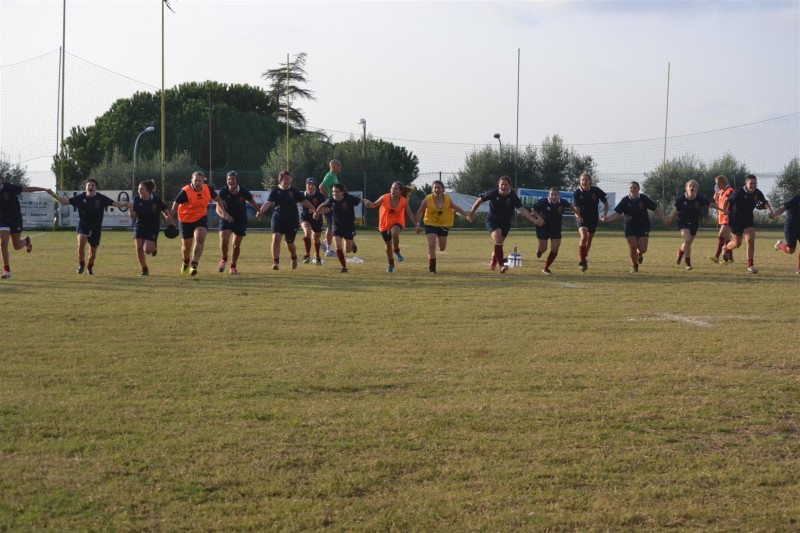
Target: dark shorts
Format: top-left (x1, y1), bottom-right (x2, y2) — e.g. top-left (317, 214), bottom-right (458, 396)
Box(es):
top-left (0, 214), bottom-right (23, 234)
top-left (301, 216), bottom-right (323, 234)
top-left (729, 217), bottom-right (753, 236)
top-left (380, 224), bottom-right (402, 241)
top-left (325, 212), bottom-right (333, 229)
top-left (486, 219), bottom-right (511, 238)
top-left (536, 226), bottom-right (563, 241)
top-left (623, 223), bottom-right (650, 239)
top-left (134, 225), bottom-right (160, 242)
top-left (425, 225), bottom-right (449, 237)
top-left (332, 222), bottom-right (356, 240)
top-left (77, 225), bottom-right (102, 247)
top-left (577, 215), bottom-right (599, 233)
top-left (179, 216), bottom-right (208, 239)
top-left (272, 218), bottom-right (299, 243)
top-left (677, 220), bottom-right (699, 236)
top-left (785, 221), bottom-right (799, 249)
top-left (220, 219), bottom-right (247, 237)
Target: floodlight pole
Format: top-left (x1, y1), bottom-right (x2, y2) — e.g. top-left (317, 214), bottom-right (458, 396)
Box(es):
top-left (133, 126), bottom-right (155, 198)
top-left (493, 132), bottom-right (502, 152)
top-left (359, 118), bottom-right (367, 227)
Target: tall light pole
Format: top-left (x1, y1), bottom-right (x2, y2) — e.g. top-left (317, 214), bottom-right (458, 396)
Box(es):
top-left (358, 118), bottom-right (367, 227)
top-left (493, 132), bottom-right (502, 151)
top-left (133, 126), bottom-right (155, 197)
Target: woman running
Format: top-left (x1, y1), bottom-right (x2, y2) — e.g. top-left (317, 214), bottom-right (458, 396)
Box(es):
top-left (130, 179), bottom-right (171, 276)
top-left (709, 175), bottom-right (736, 264)
top-left (315, 183), bottom-right (369, 273)
top-left (300, 177), bottom-right (326, 265)
top-left (721, 174), bottom-right (773, 274)
top-left (0, 174), bottom-right (51, 279)
top-left (415, 180), bottom-right (473, 274)
top-left (572, 172), bottom-right (609, 271)
top-left (532, 187), bottom-right (582, 275)
top-left (364, 181), bottom-right (418, 273)
top-left (770, 194), bottom-right (800, 274)
top-left (664, 179), bottom-right (725, 271)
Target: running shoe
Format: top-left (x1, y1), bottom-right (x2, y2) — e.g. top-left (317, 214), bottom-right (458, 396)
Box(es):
top-left (631, 265), bottom-right (638, 273)
top-left (291, 258), bottom-right (298, 270)
top-left (708, 256), bottom-right (719, 263)
top-left (272, 263), bottom-right (279, 271)
top-left (542, 268), bottom-right (552, 275)
top-left (722, 252), bottom-right (729, 263)
top-left (579, 261), bottom-right (588, 272)
top-left (139, 270), bottom-right (149, 276)
top-left (77, 266), bottom-right (84, 274)
top-left (340, 266), bottom-right (348, 273)
top-left (87, 267), bottom-right (93, 276)
top-left (1, 271), bottom-right (10, 279)
top-left (536, 250), bottom-right (543, 259)
top-left (775, 239), bottom-right (784, 251)
top-left (386, 264), bottom-right (394, 273)
top-left (314, 257), bottom-right (322, 265)
top-left (218, 259), bottom-right (225, 272)
top-left (325, 249), bottom-right (336, 257)
top-left (230, 267), bottom-right (238, 275)
top-left (303, 255), bottom-right (310, 264)
top-left (685, 265), bottom-right (693, 271)
top-left (747, 265), bottom-right (758, 274)
top-left (181, 263), bottom-right (189, 274)
top-left (152, 249), bottom-right (157, 257)
top-left (24, 236), bottom-right (32, 253)
top-left (395, 251), bottom-right (404, 262)
top-left (637, 253), bottom-right (644, 264)
top-left (189, 266), bottom-right (197, 276)
top-left (500, 264), bottom-right (509, 274)
top-left (352, 242), bottom-right (358, 253)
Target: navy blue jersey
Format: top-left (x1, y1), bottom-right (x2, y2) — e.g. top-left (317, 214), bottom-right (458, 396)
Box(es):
top-left (302, 190), bottom-right (326, 222)
top-left (322, 193), bottom-right (361, 225)
top-left (69, 192), bottom-right (114, 228)
top-left (614, 194), bottom-right (657, 228)
top-left (267, 186), bottom-right (304, 224)
top-left (533, 198), bottom-right (572, 230)
top-left (781, 195), bottom-right (800, 230)
top-left (133, 194), bottom-right (167, 230)
top-left (674, 193), bottom-right (711, 226)
top-left (727, 187), bottom-right (767, 228)
top-left (572, 186), bottom-right (607, 219)
top-left (0, 182), bottom-right (23, 223)
top-left (480, 188), bottom-right (523, 224)
top-left (217, 186), bottom-right (253, 223)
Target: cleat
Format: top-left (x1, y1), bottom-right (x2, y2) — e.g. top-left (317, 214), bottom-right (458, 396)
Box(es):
top-left (340, 267), bottom-right (348, 273)
top-left (386, 264), bottom-right (394, 273)
top-left (747, 266), bottom-right (758, 274)
top-left (542, 268), bottom-right (552, 275)
top-left (272, 263), bottom-right (279, 271)
top-left (77, 266), bottom-right (84, 274)
top-left (500, 264), bottom-right (509, 274)
top-left (637, 252), bottom-right (644, 265)
top-left (631, 265), bottom-right (638, 273)
top-left (87, 267), bottom-right (93, 276)
top-left (722, 251), bottom-right (729, 263)
top-left (181, 263), bottom-right (189, 275)
top-left (579, 261), bottom-right (587, 272)
top-left (429, 270), bottom-right (437, 275)
top-left (139, 270), bottom-right (149, 276)
top-left (152, 249), bottom-right (157, 257)
top-left (1, 271), bottom-right (10, 279)
top-left (685, 265), bottom-right (693, 271)
top-left (775, 239), bottom-right (784, 252)
top-left (230, 267), bottom-right (238, 275)
top-left (536, 250), bottom-right (543, 259)
top-left (303, 255), bottom-right (310, 264)
top-left (218, 259), bottom-right (226, 272)
top-left (325, 249), bottom-right (336, 257)
top-left (352, 242), bottom-right (358, 253)
top-left (708, 255), bottom-right (719, 263)
top-left (189, 266), bottom-right (197, 276)
top-left (24, 236), bottom-right (32, 253)
top-left (314, 257), bottom-right (322, 265)
top-left (394, 252), bottom-right (404, 262)
top-left (291, 258), bottom-right (298, 270)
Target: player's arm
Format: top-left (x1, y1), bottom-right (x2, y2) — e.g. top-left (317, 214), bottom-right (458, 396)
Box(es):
top-left (404, 202), bottom-right (417, 226)
top-left (256, 201), bottom-right (272, 219)
top-left (468, 197), bottom-right (483, 217)
top-left (363, 196), bottom-right (382, 209)
top-left (519, 206), bottom-right (544, 227)
top-left (601, 199), bottom-right (609, 218)
top-left (415, 202), bottom-right (427, 233)
top-left (769, 206), bottom-right (786, 219)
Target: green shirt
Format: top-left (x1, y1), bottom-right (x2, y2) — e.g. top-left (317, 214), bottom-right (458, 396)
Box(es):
top-left (320, 171), bottom-right (338, 197)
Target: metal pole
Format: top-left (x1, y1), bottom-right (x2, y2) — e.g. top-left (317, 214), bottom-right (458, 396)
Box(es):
top-left (662, 62), bottom-right (671, 206)
top-left (286, 53), bottom-right (290, 170)
top-left (161, 0), bottom-right (166, 197)
top-left (133, 126), bottom-right (155, 197)
top-left (361, 119), bottom-right (367, 226)
top-left (515, 48), bottom-right (520, 192)
top-left (59, 0), bottom-right (66, 191)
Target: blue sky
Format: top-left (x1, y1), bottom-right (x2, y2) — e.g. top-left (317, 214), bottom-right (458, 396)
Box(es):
top-left (1, 0), bottom-right (798, 188)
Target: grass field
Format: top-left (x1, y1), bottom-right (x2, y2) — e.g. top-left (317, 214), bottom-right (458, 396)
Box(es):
top-left (1, 227), bottom-right (798, 531)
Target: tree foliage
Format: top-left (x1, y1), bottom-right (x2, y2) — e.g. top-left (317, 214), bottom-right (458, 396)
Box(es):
top-left (643, 153), bottom-right (751, 208)
top-left (262, 52), bottom-right (315, 129)
top-left (88, 149), bottom-right (200, 201)
top-left (450, 134), bottom-right (595, 196)
top-left (768, 157), bottom-right (800, 207)
top-left (1, 152), bottom-right (30, 186)
top-left (52, 81), bottom-right (283, 189)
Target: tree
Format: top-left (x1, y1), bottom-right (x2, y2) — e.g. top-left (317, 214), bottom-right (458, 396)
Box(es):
top-left (88, 149), bottom-right (200, 201)
top-left (52, 82), bottom-right (282, 189)
top-left (642, 154), bottom-right (707, 208)
top-left (706, 153), bottom-right (750, 190)
top-left (0, 152), bottom-right (29, 186)
top-left (262, 52), bottom-right (315, 129)
top-left (450, 135), bottom-right (595, 196)
top-left (769, 157), bottom-right (800, 207)
top-left (261, 134), bottom-right (335, 189)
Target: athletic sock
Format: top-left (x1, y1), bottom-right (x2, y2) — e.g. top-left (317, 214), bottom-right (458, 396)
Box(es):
top-left (778, 242), bottom-right (790, 253)
top-left (79, 260), bottom-right (86, 268)
top-left (190, 261), bottom-right (198, 268)
top-left (429, 258), bottom-right (436, 272)
top-left (545, 252), bottom-right (557, 269)
top-left (303, 236), bottom-right (311, 256)
top-left (388, 259), bottom-right (395, 266)
top-left (394, 248), bottom-right (400, 254)
top-left (336, 249), bottom-right (346, 267)
top-left (715, 237), bottom-right (725, 257)
top-left (685, 257), bottom-right (692, 268)
top-left (3, 265), bottom-right (9, 272)
top-left (494, 244), bottom-right (504, 265)
top-left (579, 245), bottom-right (587, 262)
top-left (747, 258), bottom-right (753, 267)
top-left (728, 246), bottom-right (734, 261)
top-left (314, 241), bottom-right (320, 256)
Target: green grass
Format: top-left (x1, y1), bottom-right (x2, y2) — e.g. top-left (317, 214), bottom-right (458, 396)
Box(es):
top-left (1, 228), bottom-right (798, 530)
